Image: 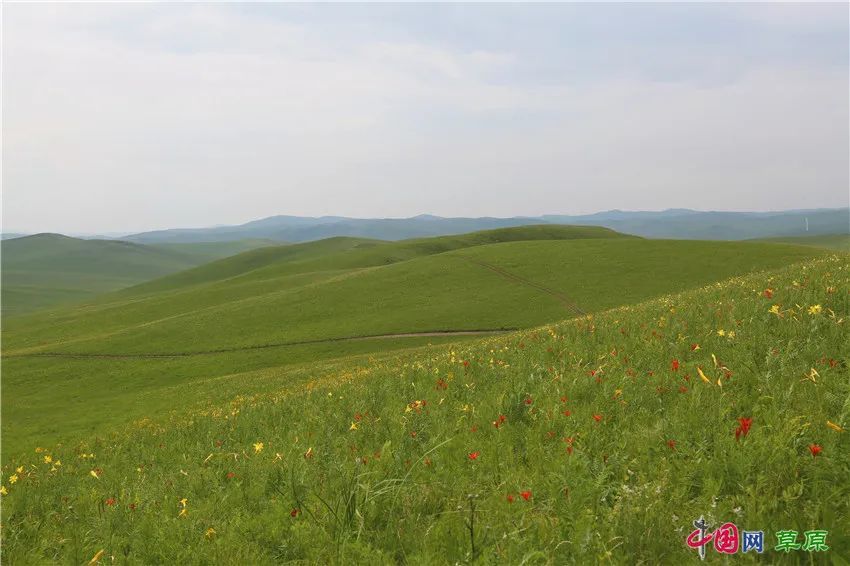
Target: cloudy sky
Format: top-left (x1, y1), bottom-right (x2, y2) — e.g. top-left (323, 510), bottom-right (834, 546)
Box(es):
top-left (3, 3), bottom-right (848, 234)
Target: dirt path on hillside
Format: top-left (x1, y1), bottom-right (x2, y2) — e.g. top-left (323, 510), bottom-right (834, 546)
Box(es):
top-left (5, 329), bottom-right (512, 360)
top-left (460, 257), bottom-right (586, 316)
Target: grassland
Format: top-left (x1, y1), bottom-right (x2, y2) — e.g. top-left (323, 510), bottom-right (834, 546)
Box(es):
top-left (2, 253), bottom-right (847, 563)
top-left (755, 233), bottom-right (850, 253)
top-left (1, 228), bottom-right (826, 461)
top-left (1, 235), bottom-right (275, 316)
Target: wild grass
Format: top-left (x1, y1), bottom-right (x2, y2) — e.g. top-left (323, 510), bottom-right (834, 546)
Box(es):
top-left (2, 255), bottom-right (847, 563)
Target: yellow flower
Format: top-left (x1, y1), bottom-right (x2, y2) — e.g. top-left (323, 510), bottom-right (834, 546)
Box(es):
top-left (43, 455), bottom-right (53, 464)
top-left (769, 305), bottom-right (781, 315)
top-left (54, 460), bottom-right (61, 467)
top-left (179, 508), bottom-right (188, 518)
top-left (727, 331), bottom-right (735, 339)
top-left (179, 498), bottom-right (188, 508)
top-left (15, 466), bottom-right (23, 474)
top-left (827, 420), bottom-right (844, 432)
top-left (0, 485), bottom-right (7, 496)
top-left (808, 304), bottom-right (822, 315)
top-left (349, 422), bottom-right (358, 431)
top-left (253, 442), bottom-right (264, 454)
top-left (716, 329), bottom-right (726, 337)
top-left (205, 527), bottom-right (216, 539)
top-left (35, 447), bottom-right (44, 454)
top-left (90, 470), bottom-right (100, 480)
top-left (9, 474), bottom-right (18, 484)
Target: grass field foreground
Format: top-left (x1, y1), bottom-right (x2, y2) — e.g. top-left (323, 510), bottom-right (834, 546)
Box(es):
top-left (2, 254), bottom-right (848, 563)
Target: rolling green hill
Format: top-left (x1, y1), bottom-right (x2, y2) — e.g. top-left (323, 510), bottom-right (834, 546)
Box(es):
top-left (2, 253), bottom-right (846, 563)
top-left (754, 233), bottom-right (850, 252)
top-left (1, 227), bottom-right (826, 459)
top-left (1, 234), bottom-right (276, 316)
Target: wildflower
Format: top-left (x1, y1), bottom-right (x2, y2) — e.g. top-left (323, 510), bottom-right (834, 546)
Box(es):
top-left (129, 503), bottom-right (137, 511)
top-left (809, 444), bottom-right (823, 457)
top-left (349, 422), bottom-right (358, 431)
top-left (304, 447), bottom-right (314, 459)
top-left (493, 415), bottom-right (507, 429)
top-left (205, 527), bottom-right (216, 539)
top-left (179, 508), bottom-right (188, 518)
top-left (105, 497), bottom-right (116, 506)
top-left (826, 420), bottom-right (844, 432)
top-left (690, 343), bottom-right (700, 351)
top-left (226, 472), bottom-right (236, 480)
top-left (54, 460), bottom-right (61, 467)
top-left (9, 474), bottom-right (18, 484)
top-left (180, 498), bottom-right (188, 508)
top-left (0, 486), bottom-right (7, 496)
top-left (15, 466), bottom-right (23, 474)
top-left (290, 508), bottom-right (300, 517)
top-left (769, 304), bottom-right (781, 315)
top-left (717, 329), bottom-right (726, 337)
top-left (468, 451), bottom-right (480, 461)
top-left (520, 490), bottom-right (532, 501)
top-left (506, 494), bottom-right (515, 503)
top-left (808, 304), bottom-right (822, 315)
top-left (763, 288), bottom-right (773, 299)
top-left (735, 417), bottom-right (753, 441)
top-left (592, 414), bottom-right (602, 422)
top-left (253, 442), bottom-right (264, 454)
top-left (524, 397), bottom-right (533, 405)
top-left (43, 455), bottom-right (53, 464)
top-left (90, 468), bottom-right (102, 479)
top-left (667, 440), bottom-right (676, 450)
top-left (671, 359), bottom-right (680, 371)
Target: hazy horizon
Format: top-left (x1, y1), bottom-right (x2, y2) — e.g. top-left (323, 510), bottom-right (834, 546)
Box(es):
top-left (4, 3), bottom-right (849, 234)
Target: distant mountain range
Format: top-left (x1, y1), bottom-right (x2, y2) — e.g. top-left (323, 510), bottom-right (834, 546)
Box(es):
top-left (4, 208), bottom-right (847, 244)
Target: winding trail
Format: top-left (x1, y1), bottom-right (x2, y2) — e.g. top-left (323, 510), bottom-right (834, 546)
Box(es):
top-left (5, 329), bottom-right (513, 360)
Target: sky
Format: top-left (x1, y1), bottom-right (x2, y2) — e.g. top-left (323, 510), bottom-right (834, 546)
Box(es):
top-left (3, 3), bottom-right (849, 234)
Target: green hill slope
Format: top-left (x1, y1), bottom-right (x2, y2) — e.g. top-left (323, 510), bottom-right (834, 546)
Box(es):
top-left (1, 232), bottom-right (826, 457)
top-left (754, 233), bottom-right (850, 252)
top-left (1, 234), bottom-right (275, 316)
top-left (2, 254), bottom-right (847, 563)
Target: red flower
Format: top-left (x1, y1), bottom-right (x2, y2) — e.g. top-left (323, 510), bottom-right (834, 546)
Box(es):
top-left (763, 288), bottom-right (773, 299)
top-left (410, 431), bottom-right (417, 438)
top-left (560, 396), bottom-right (568, 403)
top-left (809, 444), bottom-right (823, 457)
top-left (468, 451), bottom-right (480, 461)
top-left (524, 397), bottom-right (533, 405)
top-left (290, 508), bottom-right (300, 517)
top-left (671, 359), bottom-right (680, 371)
top-left (667, 440), bottom-right (676, 450)
top-left (735, 417), bottom-right (753, 440)
top-left (678, 385), bottom-right (688, 394)
top-left (592, 414), bottom-right (602, 422)
top-left (493, 415), bottom-right (507, 429)
top-left (129, 503), bottom-right (137, 511)
top-left (690, 343), bottom-right (700, 351)
top-left (105, 498), bottom-right (116, 506)
top-left (226, 472), bottom-right (236, 479)
top-left (520, 490), bottom-right (532, 501)
top-left (506, 494), bottom-right (515, 503)
top-left (562, 409), bottom-right (572, 417)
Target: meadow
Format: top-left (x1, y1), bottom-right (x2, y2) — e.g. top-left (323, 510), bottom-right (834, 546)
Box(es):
top-left (1, 228), bottom-right (827, 457)
top-left (1, 252), bottom-right (847, 563)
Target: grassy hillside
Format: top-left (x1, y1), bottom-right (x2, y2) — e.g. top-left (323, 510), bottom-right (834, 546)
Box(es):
top-left (1, 231), bottom-right (825, 458)
top-left (1, 235), bottom-right (275, 316)
top-left (2, 254), bottom-right (847, 563)
top-left (755, 233), bottom-right (850, 252)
